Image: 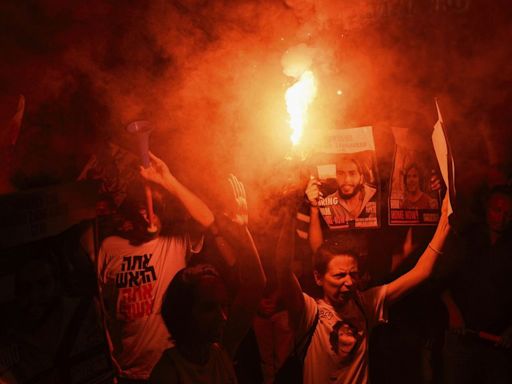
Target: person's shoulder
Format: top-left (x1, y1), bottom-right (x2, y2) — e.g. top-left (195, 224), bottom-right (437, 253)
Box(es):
top-left (102, 235), bottom-right (128, 244)
top-left (303, 292), bottom-right (317, 306)
top-left (164, 232), bottom-right (189, 240)
top-left (149, 348), bottom-right (179, 384)
top-left (101, 235), bottom-right (129, 247)
top-left (97, 236), bottom-right (131, 266)
top-left (357, 285), bottom-right (388, 326)
top-left (101, 234), bottom-right (180, 247)
top-left (316, 298), bottom-right (338, 319)
top-left (359, 285), bottom-right (386, 303)
top-left (157, 233), bottom-right (191, 250)
top-left (301, 293), bottom-right (320, 319)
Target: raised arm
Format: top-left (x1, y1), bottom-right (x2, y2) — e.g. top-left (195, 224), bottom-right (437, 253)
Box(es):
top-left (140, 152), bottom-right (214, 228)
top-left (386, 193), bottom-right (451, 304)
top-left (275, 208), bottom-right (305, 331)
top-left (305, 177), bottom-right (324, 253)
top-left (391, 172), bottom-right (444, 271)
top-left (209, 174), bottom-right (249, 267)
top-left (213, 175), bottom-right (266, 358)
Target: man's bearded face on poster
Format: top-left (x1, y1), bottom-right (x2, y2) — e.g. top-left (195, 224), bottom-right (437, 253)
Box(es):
top-left (336, 159), bottom-right (364, 199)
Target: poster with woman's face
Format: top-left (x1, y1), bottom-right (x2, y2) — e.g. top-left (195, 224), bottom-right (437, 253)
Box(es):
top-left (389, 145), bottom-right (440, 226)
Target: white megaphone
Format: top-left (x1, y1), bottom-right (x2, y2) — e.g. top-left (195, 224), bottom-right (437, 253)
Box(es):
top-left (126, 120), bottom-right (158, 234)
top-left (126, 120), bottom-right (152, 167)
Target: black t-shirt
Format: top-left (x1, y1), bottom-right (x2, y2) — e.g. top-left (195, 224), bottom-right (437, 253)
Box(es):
top-left (450, 225), bottom-right (512, 334)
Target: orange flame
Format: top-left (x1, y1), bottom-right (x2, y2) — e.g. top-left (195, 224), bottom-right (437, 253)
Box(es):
top-left (285, 70), bottom-right (317, 146)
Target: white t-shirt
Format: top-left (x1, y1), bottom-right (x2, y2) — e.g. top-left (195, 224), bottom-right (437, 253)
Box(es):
top-left (300, 286), bottom-right (387, 384)
top-left (97, 234), bottom-right (202, 379)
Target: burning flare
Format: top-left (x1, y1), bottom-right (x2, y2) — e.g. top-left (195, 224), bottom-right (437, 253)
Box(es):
top-left (285, 70), bottom-right (317, 146)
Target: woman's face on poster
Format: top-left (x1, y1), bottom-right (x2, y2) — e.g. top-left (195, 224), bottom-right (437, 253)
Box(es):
top-left (405, 167), bottom-right (421, 193)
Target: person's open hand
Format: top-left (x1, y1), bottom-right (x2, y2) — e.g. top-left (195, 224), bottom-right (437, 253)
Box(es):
top-left (228, 174), bottom-right (248, 226)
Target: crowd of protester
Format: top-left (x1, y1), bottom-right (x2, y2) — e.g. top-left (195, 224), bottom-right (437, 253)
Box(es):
top-left (91, 148), bottom-right (512, 383)
top-left (1, 145), bottom-right (511, 384)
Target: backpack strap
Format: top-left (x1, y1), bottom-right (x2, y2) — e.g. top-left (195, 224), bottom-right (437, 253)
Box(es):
top-left (296, 307), bottom-right (320, 361)
top-left (353, 291), bottom-right (369, 331)
top-left (274, 308), bottom-right (319, 384)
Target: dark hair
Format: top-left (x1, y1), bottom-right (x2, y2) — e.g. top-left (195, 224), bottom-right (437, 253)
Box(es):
top-left (403, 163), bottom-right (425, 192)
top-left (161, 264), bottom-right (224, 344)
top-left (117, 181), bottom-right (150, 229)
top-left (337, 155), bottom-right (376, 186)
top-left (338, 157), bottom-right (363, 175)
top-left (314, 240), bottom-right (360, 276)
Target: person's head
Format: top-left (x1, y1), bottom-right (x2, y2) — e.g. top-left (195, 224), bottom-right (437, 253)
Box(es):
top-left (313, 241), bottom-right (361, 308)
top-left (403, 163), bottom-right (424, 194)
top-left (119, 180), bottom-right (165, 242)
top-left (161, 264), bottom-right (228, 346)
top-left (96, 193), bottom-right (116, 217)
top-left (335, 157), bottom-right (365, 199)
top-left (485, 185), bottom-right (512, 235)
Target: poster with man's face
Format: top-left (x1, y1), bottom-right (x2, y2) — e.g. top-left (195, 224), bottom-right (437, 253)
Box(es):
top-left (312, 127), bottom-right (380, 230)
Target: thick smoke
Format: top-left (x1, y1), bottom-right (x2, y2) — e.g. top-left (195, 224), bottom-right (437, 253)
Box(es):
top-left (1, 0), bottom-right (511, 212)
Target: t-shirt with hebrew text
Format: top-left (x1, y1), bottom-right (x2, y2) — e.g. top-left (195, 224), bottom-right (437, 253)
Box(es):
top-left (97, 234), bottom-right (202, 379)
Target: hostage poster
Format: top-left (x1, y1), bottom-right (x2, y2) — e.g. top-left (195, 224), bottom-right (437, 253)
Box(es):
top-left (388, 126), bottom-right (441, 226)
top-left (311, 126), bottom-right (380, 230)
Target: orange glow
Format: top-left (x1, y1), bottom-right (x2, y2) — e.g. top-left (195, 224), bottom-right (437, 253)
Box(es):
top-left (285, 70), bottom-right (317, 146)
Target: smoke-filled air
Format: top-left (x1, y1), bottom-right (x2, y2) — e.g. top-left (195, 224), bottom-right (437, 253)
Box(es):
top-left (1, 0), bottom-right (511, 216)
